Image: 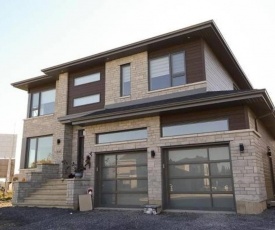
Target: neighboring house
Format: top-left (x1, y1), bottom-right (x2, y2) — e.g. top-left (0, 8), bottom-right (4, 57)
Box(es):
top-left (12, 21), bottom-right (275, 214)
top-left (0, 134), bottom-right (17, 190)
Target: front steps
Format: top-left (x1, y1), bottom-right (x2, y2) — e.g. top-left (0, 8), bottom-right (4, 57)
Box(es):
top-left (16, 179), bottom-right (73, 209)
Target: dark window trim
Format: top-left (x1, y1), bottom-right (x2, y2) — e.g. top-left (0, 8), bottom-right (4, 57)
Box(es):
top-left (161, 118), bottom-right (229, 137)
top-left (25, 135), bottom-right (53, 168)
top-left (28, 88), bottom-right (55, 118)
top-left (148, 51), bottom-right (186, 91)
top-left (162, 144), bottom-right (236, 211)
top-left (96, 128), bottom-right (147, 144)
top-left (120, 63), bottom-right (131, 97)
top-left (96, 151), bottom-right (148, 208)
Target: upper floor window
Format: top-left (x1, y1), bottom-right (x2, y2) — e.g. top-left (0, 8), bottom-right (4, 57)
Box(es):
top-left (121, 64), bottom-right (131, 96)
top-left (149, 51), bottom-right (186, 91)
top-left (73, 94), bottom-right (100, 107)
top-left (74, 72), bottom-right (100, 86)
top-left (30, 89), bottom-right (55, 117)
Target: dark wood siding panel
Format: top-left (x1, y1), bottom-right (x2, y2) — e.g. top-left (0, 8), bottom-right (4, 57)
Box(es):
top-left (148, 39), bottom-right (205, 84)
top-left (161, 106), bottom-right (247, 131)
top-left (68, 65), bottom-right (105, 114)
top-left (28, 83), bottom-right (56, 93)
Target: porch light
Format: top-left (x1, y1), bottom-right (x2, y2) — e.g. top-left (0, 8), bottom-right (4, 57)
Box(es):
top-left (151, 150), bottom-right (156, 158)
top-left (239, 143), bottom-right (244, 153)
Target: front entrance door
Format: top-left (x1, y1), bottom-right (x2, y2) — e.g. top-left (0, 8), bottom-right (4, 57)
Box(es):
top-left (163, 145), bottom-right (235, 211)
top-left (77, 130), bottom-right (84, 169)
top-left (96, 151), bottom-right (148, 207)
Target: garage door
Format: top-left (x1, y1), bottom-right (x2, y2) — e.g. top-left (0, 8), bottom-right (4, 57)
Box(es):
top-left (164, 146), bottom-right (235, 211)
top-left (97, 151), bottom-right (148, 207)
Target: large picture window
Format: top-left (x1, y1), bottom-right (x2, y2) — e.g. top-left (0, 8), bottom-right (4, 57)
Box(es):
top-left (30, 89), bottom-right (55, 117)
top-left (149, 51), bottom-right (186, 91)
top-left (26, 136), bottom-right (53, 168)
top-left (97, 128), bottom-right (147, 144)
top-left (162, 119), bottom-right (229, 137)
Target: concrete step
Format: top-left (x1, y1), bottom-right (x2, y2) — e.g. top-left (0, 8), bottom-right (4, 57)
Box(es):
top-left (23, 199), bottom-right (66, 205)
top-left (16, 202), bottom-right (73, 209)
top-left (31, 189), bottom-right (66, 195)
top-left (26, 194), bottom-right (66, 200)
top-left (40, 184), bottom-right (67, 189)
top-left (44, 179), bottom-right (67, 185)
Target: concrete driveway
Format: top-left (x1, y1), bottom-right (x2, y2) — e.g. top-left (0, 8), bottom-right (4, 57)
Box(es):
top-left (0, 206), bottom-right (275, 230)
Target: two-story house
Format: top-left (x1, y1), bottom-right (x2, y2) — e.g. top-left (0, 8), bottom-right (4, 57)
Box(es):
top-left (12, 20), bottom-right (275, 214)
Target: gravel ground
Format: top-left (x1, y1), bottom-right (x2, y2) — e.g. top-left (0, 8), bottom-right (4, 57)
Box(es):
top-left (1, 206), bottom-right (275, 230)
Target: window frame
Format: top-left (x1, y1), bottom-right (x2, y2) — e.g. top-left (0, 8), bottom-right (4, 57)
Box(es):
top-left (29, 88), bottom-right (56, 118)
top-left (149, 51), bottom-right (186, 91)
top-left (96, 128), bottom-right (147, 144)
top-left (74, 72), bottom-right (101, 86)
top-left (120, 63), bottom-right (131, 97)
top-left (161, 118), bottom-right (229, 137)
top-left (73, 94), bottom-right (100, 107)
top-left (25, 135), bottom-right (53, 168)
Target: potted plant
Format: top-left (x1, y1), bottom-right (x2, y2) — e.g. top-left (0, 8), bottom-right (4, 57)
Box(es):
top-left (72, 162), bottom-right (86, 178)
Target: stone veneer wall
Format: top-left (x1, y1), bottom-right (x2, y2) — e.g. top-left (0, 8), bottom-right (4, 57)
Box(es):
top-left (105, 51), bottom-right (207, 105)
top-left (247, 108), bottom-right (275, 200)
top-left (78, 114), bottom-right (272, 214)
top-left (21, 73), bottom-right (72, 177)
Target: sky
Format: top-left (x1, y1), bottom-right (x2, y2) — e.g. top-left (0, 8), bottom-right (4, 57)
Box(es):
top-left (0, 0), bottom-right (274, 172)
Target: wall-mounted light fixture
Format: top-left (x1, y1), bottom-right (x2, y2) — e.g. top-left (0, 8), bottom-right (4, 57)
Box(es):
top-left (57, 139), bottom-right (61, 145)
top-left (151, 150), bottom-right (156, 158)
top-left (239, 143), bottom-right (244, 153)
top-left (267, 146), bottom-right (271, 157)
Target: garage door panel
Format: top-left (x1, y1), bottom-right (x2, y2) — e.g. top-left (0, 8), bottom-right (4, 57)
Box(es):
top-left (98, 151), bottom-right (148, 207)
top-left (169, 148), bottom-right (208, 163)
top-left (170, 194), bottom-right (212, 209)
top-left (212, 194), bottom-right (234, 210)
top-left (170, 179), bottom-right (210, 192)
top-left (117, 194), bottom-right (148, 206)
top-left (165, 145), bottom-right (235, 211)
top-left (169, 164), bottom-right (209, 177)
top-left (210, 162), bottom-right (231, 176)
top-left (211, 178), bottom-right (233, 192)
top-left (117, 166), bottom-right (147, 178)
top-left (117, 179), bottom-right (148, 192)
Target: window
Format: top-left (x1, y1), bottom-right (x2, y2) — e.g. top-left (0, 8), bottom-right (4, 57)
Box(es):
top-left (162, 119), bottom-right (229, 137)
top-left (97, 128), bottom-right (147, 144)
top-left (30, 89), bottom-right (55, 117)
top-left (74, 72), bottom-right (100, 86)
top-left (73, 94), bottom-right (100, 107)
top-left (121, 64), bottom-right (131, 96)
top-left (149, 51), bottom-right (186, 90)
top-left (26, 136), bottom-right (53, 168)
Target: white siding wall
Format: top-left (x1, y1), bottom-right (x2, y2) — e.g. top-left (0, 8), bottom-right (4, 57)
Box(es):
top-left (205, 43), bottom-right (234, 91)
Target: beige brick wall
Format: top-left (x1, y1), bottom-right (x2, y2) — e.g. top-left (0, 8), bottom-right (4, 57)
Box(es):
top-left (21, 73), bottom-right (73, 176)
top-left (105, 51), bottom-right (207, 105)
top-left (79, 114), bottom-right (271, 213)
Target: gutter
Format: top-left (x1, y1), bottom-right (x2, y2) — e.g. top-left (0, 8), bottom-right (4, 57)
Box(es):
top-left (70, 90), bottom-right (266, 126)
